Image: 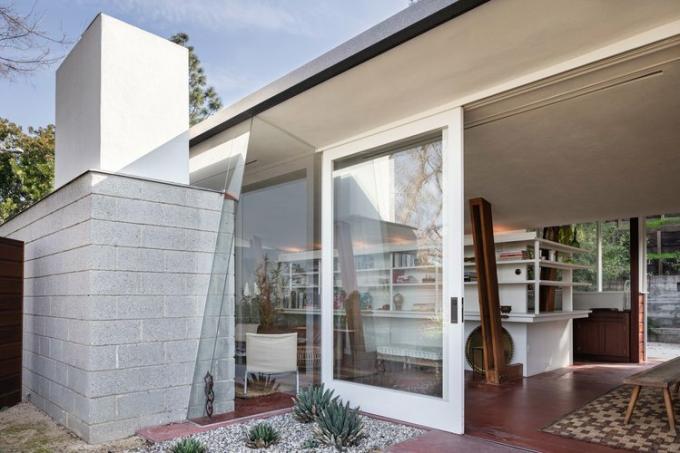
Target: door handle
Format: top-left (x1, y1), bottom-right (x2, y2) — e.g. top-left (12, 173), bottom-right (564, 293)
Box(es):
top-left (450, 297), bottom-right (462, 324)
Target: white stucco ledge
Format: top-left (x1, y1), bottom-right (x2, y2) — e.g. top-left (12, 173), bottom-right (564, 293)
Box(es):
top-left (463, 310), bottom-right (592, 323)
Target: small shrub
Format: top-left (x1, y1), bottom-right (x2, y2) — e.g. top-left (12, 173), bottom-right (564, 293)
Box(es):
top-left (246, 422), bottom-right (280, 449)
top-left (301, 437), bottom-right (320, 449)
top-left (292, 383), bottom-right (339, 423)
top-left (169, 438), bottom-right (207, 453)
top-left (314, 400), bottom-right (366, 450)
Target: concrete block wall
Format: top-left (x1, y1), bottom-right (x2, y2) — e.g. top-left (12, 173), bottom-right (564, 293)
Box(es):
top-left (0, 171), bottom-right (234, 443)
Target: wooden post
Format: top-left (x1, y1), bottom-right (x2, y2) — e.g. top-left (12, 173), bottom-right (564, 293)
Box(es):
top-left (469, 198), bottom-right (522, 384)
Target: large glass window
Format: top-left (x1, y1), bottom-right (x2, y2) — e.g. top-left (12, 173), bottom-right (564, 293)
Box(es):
top-left (573, 221), bottom-right (630, 291)
top-left (233, 118), bottom-right (320, 404)
top-left (332, 136), bottom-right (443, 397)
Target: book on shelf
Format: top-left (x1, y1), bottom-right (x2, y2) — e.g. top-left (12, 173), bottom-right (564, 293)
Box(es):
top-left (498, 250), bottom-right (529, 261)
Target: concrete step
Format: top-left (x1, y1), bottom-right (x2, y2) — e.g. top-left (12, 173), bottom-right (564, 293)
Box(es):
top-left (649, 327), bottom-right (680, 343)
top-left (649, 317), bottom-right (680, 328)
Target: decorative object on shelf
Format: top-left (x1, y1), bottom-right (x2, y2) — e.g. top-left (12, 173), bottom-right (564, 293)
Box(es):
top-left (500, 305), bottom-right (512, 314)
top-left (381, 304), bottom-right (390, 310)
top-left (465, 326), bottom-right (514, 375)
top-left (360, 292), bottom-right (373, 310)
top-left (333, 288), bottom-right (346, 309)
top-left (422, 275), bottom-right (436, 283)
top-left (393, 293), bottom-right (404, 311)
top-left (395, 274), bottom-right (417, 283)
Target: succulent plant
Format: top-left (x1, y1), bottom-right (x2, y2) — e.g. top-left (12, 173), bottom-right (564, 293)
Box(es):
top-left (313, 400), bottom-right (366, 450)
top-left (245, 422), bottom-right (280, 449)
top-left (292, 383), bottom-right (339, 423)
top-left (301, 437), bottom-right (320, 449)
top-left (169, 438), bottom-right (207, 453)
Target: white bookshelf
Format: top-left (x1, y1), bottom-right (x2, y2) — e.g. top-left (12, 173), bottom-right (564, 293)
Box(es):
top-left (277, 246), bottom-right (441, 318)
top-left (463, 231), bottom-right (592, 316)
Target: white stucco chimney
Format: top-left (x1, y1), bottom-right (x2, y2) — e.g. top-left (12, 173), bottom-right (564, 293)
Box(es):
top-left (55, 14), bottom-right (189, 188)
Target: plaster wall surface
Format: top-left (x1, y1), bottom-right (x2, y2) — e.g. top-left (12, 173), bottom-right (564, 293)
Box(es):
top-left (55, 15), bottom-right (189, 189)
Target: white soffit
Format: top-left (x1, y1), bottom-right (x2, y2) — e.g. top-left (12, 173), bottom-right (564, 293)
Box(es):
top-left (258, 0), bottom-right (680, 149)
top-left (464, 37), bottom-right (680, 231)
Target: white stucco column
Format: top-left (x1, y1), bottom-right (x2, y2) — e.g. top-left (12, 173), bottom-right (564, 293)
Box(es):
top-left (55, 14), bottom-right (189, 188)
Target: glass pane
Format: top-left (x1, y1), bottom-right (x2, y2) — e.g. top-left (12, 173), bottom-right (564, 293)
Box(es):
top-left (188, 121), bottom-right (251, 420)
top-left (332, 136), bottom-right (443, 397)
top-left (234, 118), bottom-right (320, 404)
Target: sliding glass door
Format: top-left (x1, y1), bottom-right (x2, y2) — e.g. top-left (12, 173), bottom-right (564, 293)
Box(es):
top-left (321, 108), bottom-right (465, 433)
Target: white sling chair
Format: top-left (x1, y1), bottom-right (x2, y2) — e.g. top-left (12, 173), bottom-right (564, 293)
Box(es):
top-left (244, 332), bottom-right (299, 395)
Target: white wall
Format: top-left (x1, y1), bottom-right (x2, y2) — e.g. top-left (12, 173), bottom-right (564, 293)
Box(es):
top-left (56, 14), bottom-right (189, 188)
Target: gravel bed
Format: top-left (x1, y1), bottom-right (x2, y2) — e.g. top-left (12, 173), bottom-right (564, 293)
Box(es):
top-left (134, 412), bottom-right (424, 453)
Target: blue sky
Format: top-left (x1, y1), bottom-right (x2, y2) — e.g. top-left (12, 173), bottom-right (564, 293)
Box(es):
top-left (0, 0), bottom-right (410, 128)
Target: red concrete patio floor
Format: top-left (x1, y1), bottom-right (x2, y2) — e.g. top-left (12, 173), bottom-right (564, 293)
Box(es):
top-left (465, 360), bottom-right (657, 453)
top-left (139, 361), bottom-right (655, 452)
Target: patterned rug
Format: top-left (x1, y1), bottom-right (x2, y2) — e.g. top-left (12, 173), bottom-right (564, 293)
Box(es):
top-left (543, 385), bottom-right (680, 452)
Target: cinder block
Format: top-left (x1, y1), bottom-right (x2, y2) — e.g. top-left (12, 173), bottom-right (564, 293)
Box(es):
top-left (185, 189), bottom-right (222, 211)
top-left (68, 319), bottom-right (141, 346)
top-left (164, 250), bottom-right (196, 274)
top-left (163, 339), bottom-right (198, 363)
top-left (164, 296), bottom-right (201, 317)
top-left (63, 343), bottom-right (117, 371)
top-left (164, 385), bottom-right (190, 411)
top-left (87, 417), bottom-right (141, 444)
top-left (90, 219), bottom-right (142, 247)
top-left (117, 295), bottom-right (163, 319)
top-left (117, 342), bottom-right (164, 368)
top-left (90, 194), bottom-right (117, 221)
top-left (90, 271), bottom-right (140, 296)
top-left (117, 389), bottom-right (166, 418)
top-left (73, 393), bottom-right (116, 424)
top-left (116, 247), bottom-right (165, 272)
top-left (141, 318), bottom-right (187, 342)
top-left (141, 225), bottom-right (187, 250)
top-left (139, 272), bottom-right (185, 296)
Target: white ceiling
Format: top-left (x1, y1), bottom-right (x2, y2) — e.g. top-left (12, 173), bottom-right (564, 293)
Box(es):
top-left (464, 45), bottom-right (680, 231)
top-left (259, 0), bottom-right (680, 149)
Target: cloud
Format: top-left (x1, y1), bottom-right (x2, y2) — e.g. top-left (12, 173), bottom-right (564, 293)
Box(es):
top-left (95, 0), bottom-right (306, 35)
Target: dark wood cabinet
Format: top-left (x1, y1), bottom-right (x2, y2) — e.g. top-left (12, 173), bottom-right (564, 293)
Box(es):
top-left (574, 310), bottom-right (630, 362)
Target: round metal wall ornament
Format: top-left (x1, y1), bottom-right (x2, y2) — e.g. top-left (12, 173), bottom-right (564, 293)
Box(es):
top-left (464, 326), bottom-right (515, 374)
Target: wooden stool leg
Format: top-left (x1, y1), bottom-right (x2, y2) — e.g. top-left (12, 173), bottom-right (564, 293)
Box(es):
top-left (663, 386), bottom-right (677, 435)
top-left (624, 385), bottom-right (641, 425)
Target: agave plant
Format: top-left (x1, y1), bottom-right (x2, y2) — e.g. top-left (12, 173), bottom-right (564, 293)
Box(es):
top-left (245, 422), bottom-right (280, 449)
top-left (169, 438), bottom-right (207, 453)
top-left (313, 400), bottom-right (366, 450)
top-left (292, 384), bottom-right (339, 423)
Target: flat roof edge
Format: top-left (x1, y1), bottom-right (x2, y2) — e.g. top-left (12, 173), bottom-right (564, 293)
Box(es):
top-left (189, 0), bottom-right (488, 147)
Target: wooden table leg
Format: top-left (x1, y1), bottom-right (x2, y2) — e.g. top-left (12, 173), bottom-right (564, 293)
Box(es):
top-left (663, 385), bottom-right (677, 435)
top-left (624, 385), bottom-right (641, 425)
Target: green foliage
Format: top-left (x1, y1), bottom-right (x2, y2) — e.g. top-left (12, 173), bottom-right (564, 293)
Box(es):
top-left (292, 383), bottom-right (339, 423)
top-left (169, 33), bottom-right (222, 125)
top-left (313, 400), bottom-right (366, 450)
top-left (0, 118), bottom-right (54, 222)
top-left (570, 221), bottom-right (630, 290)
top-left (301, 437), bottom-right (320, 449)
top-left (169, 438), bottom-right (207, 453)
top-left (245, 422), bottom-right (280, 449)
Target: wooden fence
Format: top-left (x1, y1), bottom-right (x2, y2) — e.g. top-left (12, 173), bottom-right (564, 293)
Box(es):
top-left (0, 237), bottom-right (23, 407)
